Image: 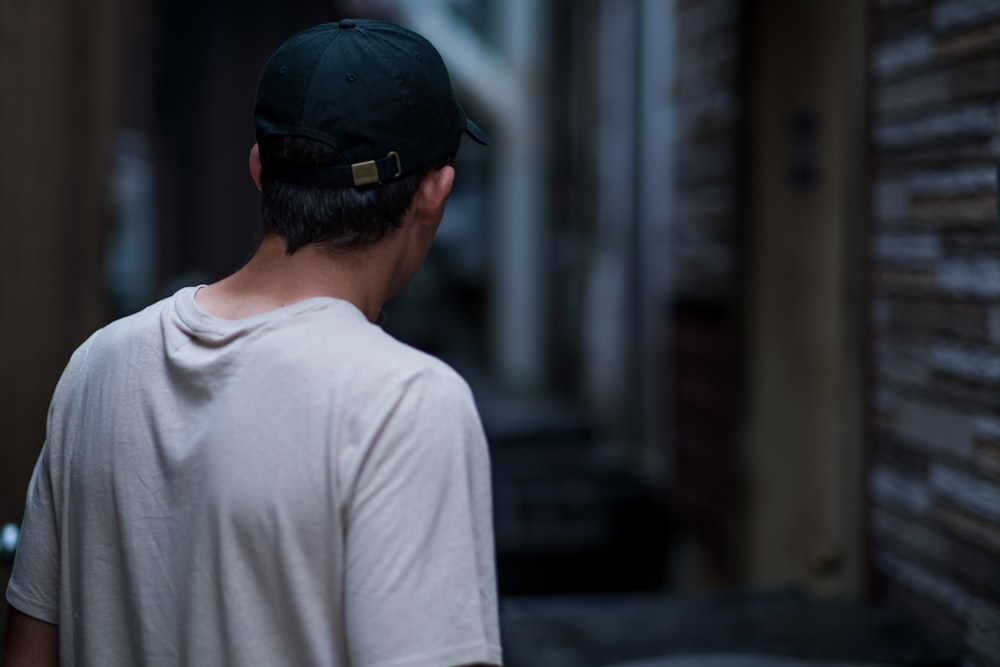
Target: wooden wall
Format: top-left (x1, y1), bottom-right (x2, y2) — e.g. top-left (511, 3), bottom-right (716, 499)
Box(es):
top-left (0, 0), bottom-right (120, 533)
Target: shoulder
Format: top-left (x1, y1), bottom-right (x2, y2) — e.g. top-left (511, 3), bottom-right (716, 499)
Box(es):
top-left (54, 297), bottom-right (181, 395)
top-left (347, 340), bottom-right (478, 421)
top-left (289, 302), bottom-right (468, 389)
top-left (82, 293), bottom-right (174, 354)
top-left (364, 335), bottom-right (477, 414)
top-left (248, 300), bottom-right (476, 413)
top-left (54, 296), bottom-right (167, 380)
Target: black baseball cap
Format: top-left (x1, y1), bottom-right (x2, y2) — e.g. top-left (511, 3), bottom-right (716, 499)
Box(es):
top-left (254, 18), bottom-right (489, 189)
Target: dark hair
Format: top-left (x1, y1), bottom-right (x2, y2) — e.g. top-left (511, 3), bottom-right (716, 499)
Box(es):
top-left (260, 136), bottom-right (452, 254)
top-left (260, 137), bottom-right (423, 254)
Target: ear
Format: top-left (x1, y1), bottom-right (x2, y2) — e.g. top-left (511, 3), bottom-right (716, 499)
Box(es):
top-left (414, 165), bottom-right (455, 225)
top-left (249, 144), bottom-right (263, 191)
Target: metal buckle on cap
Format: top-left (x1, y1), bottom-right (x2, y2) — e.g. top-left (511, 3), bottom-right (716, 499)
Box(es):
top-left (388, 151), bottom-right (401, 178)
top-left (350, 151), bottom-right (402, 186)
top-left (351, 160), bottom-right (379, 186)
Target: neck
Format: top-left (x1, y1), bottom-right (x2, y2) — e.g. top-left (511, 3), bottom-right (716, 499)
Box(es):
top-left (195, 234), bottom-right (400, 322)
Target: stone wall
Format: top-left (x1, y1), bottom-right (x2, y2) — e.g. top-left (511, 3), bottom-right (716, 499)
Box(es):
top-left (868, 0), bottom-right (1000, 662)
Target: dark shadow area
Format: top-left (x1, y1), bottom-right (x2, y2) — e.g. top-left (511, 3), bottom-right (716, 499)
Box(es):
top-left (474, 383), bottom-right (669, 597)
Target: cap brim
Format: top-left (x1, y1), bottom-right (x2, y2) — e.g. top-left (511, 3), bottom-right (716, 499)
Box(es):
top-left (464, 118), bottom-right (490, 145)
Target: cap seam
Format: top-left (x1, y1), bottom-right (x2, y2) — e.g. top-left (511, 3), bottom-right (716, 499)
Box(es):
top-left (299, 30), bottom-right (348, 156)
top-left (370, 37), bottom-right (418, 174)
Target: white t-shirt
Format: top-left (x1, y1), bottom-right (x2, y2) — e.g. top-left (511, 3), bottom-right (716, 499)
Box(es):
top-left (7, 287), bottom-right (502, 667)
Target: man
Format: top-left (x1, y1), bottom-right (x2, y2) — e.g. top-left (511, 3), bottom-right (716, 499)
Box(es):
top-left (4, 19), bottom-right (502, 667)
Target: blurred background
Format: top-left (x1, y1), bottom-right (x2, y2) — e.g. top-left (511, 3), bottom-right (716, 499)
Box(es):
top-left (2, 0), bottom-right (1000, 664)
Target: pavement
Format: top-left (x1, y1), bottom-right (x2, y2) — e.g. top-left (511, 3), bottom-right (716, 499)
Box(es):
top-left (603, 657), bottom-right (899, 667)
top-left (498, 591), bottom-right (962, 667)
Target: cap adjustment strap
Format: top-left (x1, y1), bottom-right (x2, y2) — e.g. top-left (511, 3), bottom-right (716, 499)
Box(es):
top-left (266, 150), bottom-right (405, 188)
top-left (351, 151), bottom-right (401, 186)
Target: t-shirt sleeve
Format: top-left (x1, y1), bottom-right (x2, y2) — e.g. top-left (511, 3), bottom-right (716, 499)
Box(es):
top-left (6, 338), bottom-right (93, 626)
top-left (6, 440), bottom-right (61, 625)
top-left (340, 369), bottom-right (503, 667)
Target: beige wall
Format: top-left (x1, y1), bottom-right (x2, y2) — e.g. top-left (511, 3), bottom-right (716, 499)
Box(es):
top-left (742, 0), bottom-right (866, 595)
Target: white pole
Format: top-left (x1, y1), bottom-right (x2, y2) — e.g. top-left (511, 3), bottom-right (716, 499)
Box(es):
top-left (637, 0), bottom-right (676, 482)
top-left (584, 0), bottom-right (638, 432)
top-left (490, 0), bottom-right (547, 391)
top-left (390, 0), bottom-right (546, 392)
